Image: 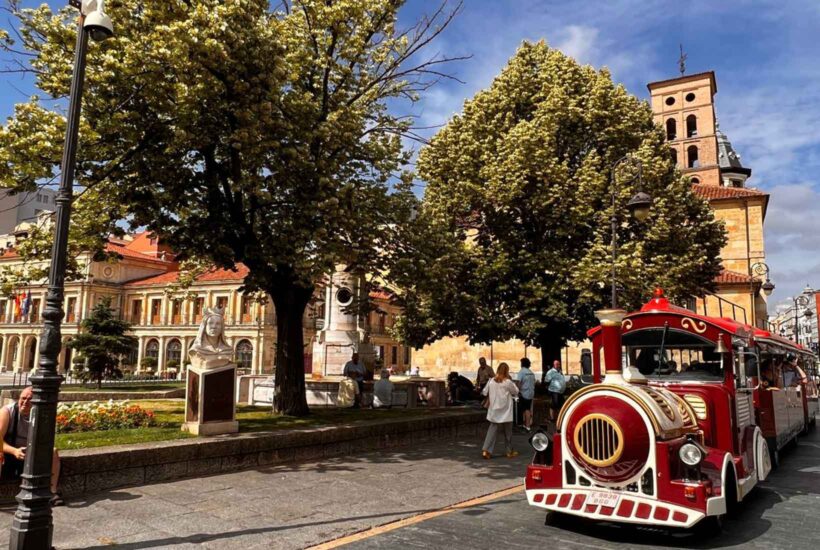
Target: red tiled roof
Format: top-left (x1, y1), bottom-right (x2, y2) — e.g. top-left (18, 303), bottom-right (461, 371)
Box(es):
top-left (369, 290), bottom-right (393, 301)
top-left (692, 185), bottom-right (768, 201)
top-left (715, 269), bottom-right (756, 284)
top-left (124, 263), bottom-right (249, 287)
top-left (105, 242), bottom-right (174, 264)
top-left (0, 249), bottom-right (19, 259)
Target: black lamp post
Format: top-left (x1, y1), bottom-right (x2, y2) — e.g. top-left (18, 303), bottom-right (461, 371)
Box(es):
top-left (9, 2), bottom-right (112, 548)
top-left (791, 291), bottom-right (812, 345)
top-left (609, 156), bottom-right (652, 309)
top-left (750, 262), bottom-right (775, 328)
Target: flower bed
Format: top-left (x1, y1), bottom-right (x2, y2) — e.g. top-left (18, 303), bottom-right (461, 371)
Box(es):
top-left (56, 400), bottom-right (156, 433)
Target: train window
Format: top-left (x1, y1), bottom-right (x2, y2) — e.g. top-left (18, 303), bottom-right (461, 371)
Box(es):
top-left (734, 350), bottom-right (758, 390)
top-left (623, 328), bottom-right (723, 381)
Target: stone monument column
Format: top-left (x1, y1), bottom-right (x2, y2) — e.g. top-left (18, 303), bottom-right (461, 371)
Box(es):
top-left (312, 265), bottom-right (375, 376)
top-left (182, 307), bottom-right (239, 435)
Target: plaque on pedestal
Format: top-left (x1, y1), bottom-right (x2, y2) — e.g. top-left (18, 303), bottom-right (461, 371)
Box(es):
top-left (181, 306), bottom-right (239, 436)
top-left (182, 363), bottom-right (239, 435)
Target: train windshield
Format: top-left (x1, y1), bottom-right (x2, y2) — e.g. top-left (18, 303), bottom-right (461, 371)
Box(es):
top-left (622, 328), bottom-right (723, 382)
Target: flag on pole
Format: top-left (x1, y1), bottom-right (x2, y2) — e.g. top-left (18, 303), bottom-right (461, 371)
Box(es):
top-left (13, 293), bottom-right (21, 320)
top-left (22, 290), bottom-right (32, 317)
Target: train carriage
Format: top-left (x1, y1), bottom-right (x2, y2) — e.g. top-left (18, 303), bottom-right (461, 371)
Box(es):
top-left (525, 289), bottom-right (817, 533)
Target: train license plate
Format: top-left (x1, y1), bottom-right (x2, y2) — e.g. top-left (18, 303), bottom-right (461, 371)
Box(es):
top-left (587, 491), bottom-right (620, 508)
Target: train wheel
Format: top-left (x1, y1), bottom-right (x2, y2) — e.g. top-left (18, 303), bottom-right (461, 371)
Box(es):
top-left (695, 515), bottom-right (724, 538)
top-left (544, 510), bottom-right (561, 527)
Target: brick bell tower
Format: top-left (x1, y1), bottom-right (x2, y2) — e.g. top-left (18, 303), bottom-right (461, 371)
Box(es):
top-left (648, 72), bottom-right (720, 186)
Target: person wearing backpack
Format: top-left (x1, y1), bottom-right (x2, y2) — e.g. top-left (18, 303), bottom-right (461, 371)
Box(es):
top-left (544, 360), bottom-right (567, 421)
top-left (516, 358), bottom-right (536, 431)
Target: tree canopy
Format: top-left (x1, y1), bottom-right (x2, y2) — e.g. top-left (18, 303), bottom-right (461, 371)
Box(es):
top-left (391, 41), bottom-right (726, 364)
top-left (0, 0), bottom-right (460, 414)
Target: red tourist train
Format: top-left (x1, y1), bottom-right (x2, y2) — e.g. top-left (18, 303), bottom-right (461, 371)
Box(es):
top-left (525, 289), bottom-right (818, 533)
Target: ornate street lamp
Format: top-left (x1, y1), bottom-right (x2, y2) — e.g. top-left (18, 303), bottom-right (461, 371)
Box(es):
top-left (791, 291), bottom-right (813, 345)
top-left (9, 2), bottom-right (113, 548)
top-left (749, 262), bottom-right (775, 328)
top-left (609, 156), bottom-right (652, 309)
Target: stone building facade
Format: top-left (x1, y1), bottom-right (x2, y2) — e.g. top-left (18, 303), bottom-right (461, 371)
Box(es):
top-left (0, 232), bottom-right (408, 375)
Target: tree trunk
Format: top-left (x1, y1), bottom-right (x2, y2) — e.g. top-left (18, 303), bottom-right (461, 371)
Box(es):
top-left (270, 283), bottom-right (313, 417)
top-left (538, 330), bottom-right (564, 383)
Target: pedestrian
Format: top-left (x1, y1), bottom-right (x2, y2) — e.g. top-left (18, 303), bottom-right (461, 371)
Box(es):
top-left (0, 386), bottom-right (63, 506)
top-left (481, 362), bottom-right (519, 459)
top-left (544, 360), bottom-right (566, 421)
top-left (516, 357), bottom-right (536, 431)
top-left (372, 369), bottom-right (394, 409)
top-left (475, 357), bottom-right (494, 391)
top-left (343, 352), bottom-right (366, 408)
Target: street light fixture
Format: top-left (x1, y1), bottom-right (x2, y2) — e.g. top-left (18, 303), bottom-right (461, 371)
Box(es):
top-left (609, 156), bottom-right (652, 309)
top-left (791, 293), bottom-right (813, 345)
top-left (9, 1), bottom-right (113, 548)
top-left (749, 262), bottom-right (775, 328)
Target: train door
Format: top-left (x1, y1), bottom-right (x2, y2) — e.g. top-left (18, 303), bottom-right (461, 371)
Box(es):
top-left (734, 349), bottom-right (757, 467)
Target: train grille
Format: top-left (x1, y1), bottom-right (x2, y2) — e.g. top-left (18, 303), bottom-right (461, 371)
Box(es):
top-left (573, 414), bottom-right (624, 467)
top-left (683, 395), bottom-right (708, 420)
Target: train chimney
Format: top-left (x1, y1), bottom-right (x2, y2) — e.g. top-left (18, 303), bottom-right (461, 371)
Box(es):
top-left (596, 309), bottom-right (627, 383)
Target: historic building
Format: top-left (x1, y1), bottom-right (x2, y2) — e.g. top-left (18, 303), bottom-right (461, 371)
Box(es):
top-left (0, 231), bottom-right (408, 375)
top-left (648, 71), bottom-right (770, 329)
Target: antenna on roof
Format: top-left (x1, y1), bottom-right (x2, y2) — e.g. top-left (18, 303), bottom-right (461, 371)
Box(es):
top-left (678, 44), bottom-right (687, 76)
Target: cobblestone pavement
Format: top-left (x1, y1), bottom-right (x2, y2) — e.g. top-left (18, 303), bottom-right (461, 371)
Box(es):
top-left (0, 430), bottom-right (532, 549)
top-left (348, 426), bottom-right (820, 550)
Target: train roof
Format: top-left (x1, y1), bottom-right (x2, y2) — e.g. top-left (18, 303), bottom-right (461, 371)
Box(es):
top-left (587, 289), bottom-right (812, 356)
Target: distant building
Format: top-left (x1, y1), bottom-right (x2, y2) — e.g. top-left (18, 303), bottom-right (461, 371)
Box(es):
top-left (0, 187), bottom-right (57, 238)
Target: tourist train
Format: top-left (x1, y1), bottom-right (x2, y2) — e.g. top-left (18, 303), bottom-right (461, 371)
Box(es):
top-left (525, 289), bottom-right (818, 533)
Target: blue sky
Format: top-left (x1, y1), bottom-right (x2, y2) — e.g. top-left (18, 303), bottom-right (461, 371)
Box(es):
top-left (2, 0), bottom-right (820, 307)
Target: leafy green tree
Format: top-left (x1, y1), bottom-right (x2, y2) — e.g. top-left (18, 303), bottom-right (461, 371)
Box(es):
top-left (0, 0), bottom-right (460, 414)
top-left (69, 297), bottom-right (138, 389)
top-left (392, 42), bottom-right (726, 367)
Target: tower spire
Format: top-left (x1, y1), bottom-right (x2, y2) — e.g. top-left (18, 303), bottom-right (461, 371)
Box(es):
top-left (678, 44), bottom-right (687, 76)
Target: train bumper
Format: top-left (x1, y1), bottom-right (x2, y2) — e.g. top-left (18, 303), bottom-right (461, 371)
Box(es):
top-left (525, 488), bottom-right (706, 528)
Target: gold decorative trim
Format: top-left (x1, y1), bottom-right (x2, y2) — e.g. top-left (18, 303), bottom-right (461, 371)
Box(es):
top-left (640, 386), bottom-right (676, 421)
top-left (622, 319), bottom-right (633, 330)
top-left (557, 384), bottom-right (662, 436)
top-left (681, 317), bottom-right (708, 334)
top-left (573, 414), bottom-right (624, 467)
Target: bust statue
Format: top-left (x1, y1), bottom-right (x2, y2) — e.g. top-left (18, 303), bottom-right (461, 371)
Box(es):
top-left (189, 307), bottom-right (233, 369)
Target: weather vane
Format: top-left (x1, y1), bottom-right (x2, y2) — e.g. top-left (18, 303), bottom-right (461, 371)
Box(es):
top-left (678, 44), bottom-right (687, 76)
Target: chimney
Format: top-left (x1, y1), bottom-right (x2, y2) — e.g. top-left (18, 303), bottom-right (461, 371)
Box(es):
top-left (596, 308), bottom-right (627, 384)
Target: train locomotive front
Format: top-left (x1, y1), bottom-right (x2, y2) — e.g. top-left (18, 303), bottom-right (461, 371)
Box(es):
top-left (525, 305), bottom-right (744, 530)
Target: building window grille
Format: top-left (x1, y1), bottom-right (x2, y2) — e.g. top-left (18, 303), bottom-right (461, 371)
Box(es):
top-left (166, 339), bottom-right (182, 365)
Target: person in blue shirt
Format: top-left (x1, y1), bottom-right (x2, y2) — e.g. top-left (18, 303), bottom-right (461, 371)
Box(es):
top-left (544, 360), bottom-right (567, 421)
top-left (516, 358), bottom-right (536, 431)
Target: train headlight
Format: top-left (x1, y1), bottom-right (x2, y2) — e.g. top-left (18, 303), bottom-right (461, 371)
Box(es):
top-left (530, 430), bottom-right (550, 452)
top-left (679, 443), bottom-right (704, 466)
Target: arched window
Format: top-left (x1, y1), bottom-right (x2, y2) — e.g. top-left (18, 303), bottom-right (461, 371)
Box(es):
top-left (686, 115), bottom-right (697, 137)
top-left (687, 145), bottom-right (699, 168)
top-left (236, 340), bottom-right (253, 370)
top-left (666, 118), bottom-right (677, 140)
top-left (691, 176), bottom-right (701, 184)
top-left (166, 339), bottom-right (182, 365)
top-left (670, 149), bottom-right (678, 165)
top-left (146, 339), bottom-right (159, 359)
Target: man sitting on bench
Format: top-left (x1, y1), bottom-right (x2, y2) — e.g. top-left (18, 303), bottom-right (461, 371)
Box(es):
top-left (0, 386), bottom-right (63, 506)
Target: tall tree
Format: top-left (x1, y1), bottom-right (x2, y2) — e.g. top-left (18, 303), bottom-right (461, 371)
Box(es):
top-left (69, 297), bottom-right (137, 389)
top-left (0, 0), bottom-right (461, 415)
top-left (391, 42), bottom-right (726, 367)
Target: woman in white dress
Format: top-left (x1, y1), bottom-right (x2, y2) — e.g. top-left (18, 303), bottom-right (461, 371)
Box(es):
top-left (481, 362), bottom-right (520, 459)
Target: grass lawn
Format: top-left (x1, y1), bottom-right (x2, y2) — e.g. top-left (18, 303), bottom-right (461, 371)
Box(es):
top-left (60, 383), bottom-right (185, 393)
top-left (54, 399), bottom-right (451, 451)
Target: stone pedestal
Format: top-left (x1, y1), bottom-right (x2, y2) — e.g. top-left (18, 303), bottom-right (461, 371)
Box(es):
top-left (182, 363), bottom-right (239, 436)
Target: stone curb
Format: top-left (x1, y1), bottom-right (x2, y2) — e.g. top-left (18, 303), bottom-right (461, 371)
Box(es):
top-left (0, 409), bottom-right (487, 501)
